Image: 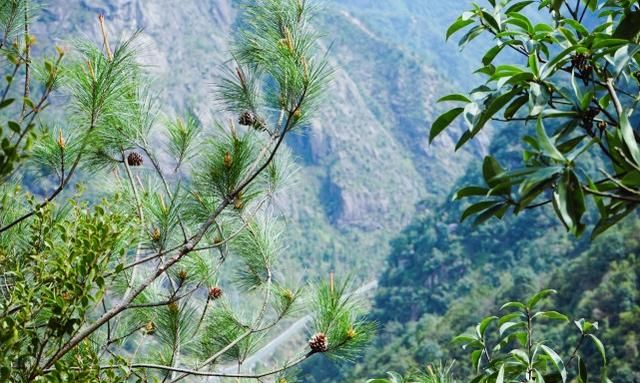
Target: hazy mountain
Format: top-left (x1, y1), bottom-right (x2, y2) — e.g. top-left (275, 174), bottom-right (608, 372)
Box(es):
top-left (34, 0), bottom-right (488, 281)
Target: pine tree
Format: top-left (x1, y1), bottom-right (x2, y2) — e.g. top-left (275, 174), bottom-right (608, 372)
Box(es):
top-left (0, 1), bottom-right (373, 381)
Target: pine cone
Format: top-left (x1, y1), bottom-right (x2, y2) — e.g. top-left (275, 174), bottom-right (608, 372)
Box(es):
top-left (239, 111), bottom-right (267, 130)
top-left (308, 332), bottom-right (328, 353)
top-left (127, 152), bottom-right (144, 167)
top-left (178, 270), bottom-right (188, 281)
top-left (209, 286), bottom-right (223, 300)
top-left (239, 111), bottom-right (256, 126)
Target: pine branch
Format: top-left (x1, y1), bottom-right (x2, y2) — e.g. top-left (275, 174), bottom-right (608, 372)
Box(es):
top-left (45, 354), bottom-right (312, 379)
top-left (42, 99), bottom-right (300, 370)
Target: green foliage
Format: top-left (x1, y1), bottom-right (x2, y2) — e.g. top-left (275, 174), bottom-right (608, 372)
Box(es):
top-left (454, 289), bottom-right (608, 383)
top-left (431, 0), bottom-right (640, 238)
top-left (366, 292), bottom-right (612, 383)
top-left (0, 198), bottom-right (134, 382)
top-left (0, 0), bottom-right (63, 181)
top-left (0, 0), bottom-right (371, 381)
top-left (367, 362), bottom-right (457, 383)
top-left (312, 119), bottom-right (639, 383)
top-left (310, 277), bottom-right (375, 362)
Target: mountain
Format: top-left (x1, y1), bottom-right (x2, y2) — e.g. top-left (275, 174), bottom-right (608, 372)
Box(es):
top-left (32, 0), bottom-right (487, 281)
top-left (23, 1), bottom-right (640, 382)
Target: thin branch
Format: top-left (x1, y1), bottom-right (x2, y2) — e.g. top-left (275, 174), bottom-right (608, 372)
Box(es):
top-left (605, 77), bottom-right (624, 119)
top-left (20, 0), bottom-right (30, 116)
top-left (598, 168), bottom-right (640, 196)
top-left (45, 354), bottom-right (312, 379)
top-left (583, 185), bottom-right (640, 202)
top-left (1, 63), bottom-right (19, 102)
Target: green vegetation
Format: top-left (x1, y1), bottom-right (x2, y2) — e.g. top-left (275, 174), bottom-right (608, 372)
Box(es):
top-left (432, 0), bottom-right (640, 239)
top-left (1, 0), bottom-right (639, 382)
top-left (305, 121), bottom-right (639, 383)
top-left (0, 1), bottom-right (373, 381)
top-left (368, 291), bottom-right (612, 383)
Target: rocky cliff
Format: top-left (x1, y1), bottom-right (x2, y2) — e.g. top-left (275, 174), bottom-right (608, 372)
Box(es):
top-left (34, 0), bottom-right (487, 279)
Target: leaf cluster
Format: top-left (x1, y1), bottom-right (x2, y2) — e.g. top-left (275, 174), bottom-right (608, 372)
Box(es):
top-left (432, 0), bottom-right (640, 239)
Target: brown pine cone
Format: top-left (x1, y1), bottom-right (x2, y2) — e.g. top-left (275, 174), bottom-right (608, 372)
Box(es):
top-left (239, 111), bottom-right (256, 126)
top-left (127, 152), bottom-right (144, 167)
top-left (209, 286), bottom-right (223, 300)
top-left (309, 332), bottom-right (328, 353)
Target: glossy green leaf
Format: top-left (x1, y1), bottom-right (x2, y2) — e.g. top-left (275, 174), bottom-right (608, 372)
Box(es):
top-left (541, 46), bottom-right (576, 79)
top-left (553, 171), bottom-right (586, 236)
top-left (461, 201), bottom-right (500, 222)
top-left (481, 11), bottom-right (500, 32)
top-left (527, 289), bottom-right (557, 310)
top-left (536, 117), bottom-right (565, 161)
top-left (529, 52), bottom-right (539, 77)
top-left (477, 315), bottom-right (498, 337)
top-left (540, 344), bottom-right (567, 383)
top-left (499, 321), bottom-right (525, 335)
top-left (504, 94), bottom-right (529, 119)
top-left (501, 301), bottom-right (526, 311)
top-left (459, 25), bottom-right (485, 48)
top-left (471, 349), bottom-right (483, 372)
top-left (482, 156), bottom-right (504, 186)
top-left (454, 186), bottom-right (490, 200)
top-left (588, 334), bottom-right (607, 365)
top-left (0, 98), bottom-right (14, 109)
top-left (438, 94), bottom-right (472, 103)
top-left (496, 365), bottom-right (505, 383)
top-left (483, 44), bottom-right (505, 66)
top-left (506, 1), bottom-right (535, 14)
top-left (474, 202), bottom-right (509, 225)
top-left (511, 348), bottom-right (530, 364)
top-left (447, 18), bottom-right (475, 40)
top-left (619, 110), bottom-right (640, 166)
top-left (8, 121), bottom-right (20, 134)
top-left (612, 45), bottom-right (640, 78)
top-left (533, 311), bottom-right (569, 321)
top-left (452, 334), bottom-right (480, 345)
top-left (577, 356), bottom-right (588, 383)
top-left (430, 107), bottom-right (464, 143)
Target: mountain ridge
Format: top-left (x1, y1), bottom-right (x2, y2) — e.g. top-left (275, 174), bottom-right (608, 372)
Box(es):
top-left (34, 0), bottom-right (487, 280)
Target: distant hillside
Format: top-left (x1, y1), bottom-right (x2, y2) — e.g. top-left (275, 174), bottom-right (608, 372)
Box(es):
top-left (307, 123), bottom-right (640, 382)
top-left (32, 0), bottom-right (487, 280)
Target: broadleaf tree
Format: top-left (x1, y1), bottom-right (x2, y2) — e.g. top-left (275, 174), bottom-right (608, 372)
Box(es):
top-left (0, 0), bottom-right (373, 382)
top-left (366, 291), bottom-right (611, 383)
top-left (452, 289), bottom-right (609, 383)
top-left (431, 0), bottom-right (640, 239)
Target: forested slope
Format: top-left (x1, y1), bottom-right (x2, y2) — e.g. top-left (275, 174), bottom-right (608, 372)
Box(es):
top-left (317, 123), bottom-right (640, 382)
